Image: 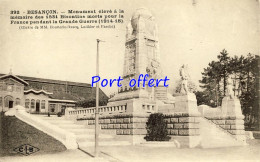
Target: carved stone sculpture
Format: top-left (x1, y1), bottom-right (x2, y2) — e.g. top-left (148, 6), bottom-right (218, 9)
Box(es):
top-left (226, 76), bottom-right (234, 99)
top-left (179, 64), bottom-right (189, 94)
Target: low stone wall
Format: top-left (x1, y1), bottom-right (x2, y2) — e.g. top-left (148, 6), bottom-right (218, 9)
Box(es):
top-left (164, 113), bottom-right (200, 136)
top-left (80, 113), bottom-right (149, 135)
top-left (78, 112), bottom-right (201, 147)
top-left (205, 115), bottom-right (245, 139)
top-left (78, 112), bottom-right (201, 137)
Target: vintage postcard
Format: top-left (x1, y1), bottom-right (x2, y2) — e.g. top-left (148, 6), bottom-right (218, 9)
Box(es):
top-left (0, 0), bottom-right (259, 162)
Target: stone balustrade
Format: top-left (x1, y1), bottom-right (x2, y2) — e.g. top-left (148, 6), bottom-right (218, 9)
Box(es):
top-left (141, 103), bottom-right (156, 113)
top-left (65, 104), bottom-right (127, 119)
top-left (65, 103), bottom-right (157, 120)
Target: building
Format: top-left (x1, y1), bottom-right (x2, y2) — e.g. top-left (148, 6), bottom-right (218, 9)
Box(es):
top-left (0, 71), bottom-right (108, 114)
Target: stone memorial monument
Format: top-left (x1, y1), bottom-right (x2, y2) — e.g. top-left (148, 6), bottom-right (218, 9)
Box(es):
top-left (108, 8), bottom-right (172, 113)
top-left (67, 8), bottom-right (246, 148)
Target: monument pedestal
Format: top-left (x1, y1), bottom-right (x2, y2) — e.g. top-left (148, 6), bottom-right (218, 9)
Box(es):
top-left (174, 93), bottom-right (200, 115)
top-left (158, 93), bottom-right (201, 148)
top-left (221, 96), bottom-right (243, 117)
top-left (220, 96), bottom-right (246, 142)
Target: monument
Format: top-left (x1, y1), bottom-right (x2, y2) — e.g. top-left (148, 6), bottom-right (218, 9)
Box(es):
top-left (67, 8), bottom-right (202, 147)
top-left (108, 8), bottom-right (173, 113)
top-left (67, 8), bottom-right (245, 148)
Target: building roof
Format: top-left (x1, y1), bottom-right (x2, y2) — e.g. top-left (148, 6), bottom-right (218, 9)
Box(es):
top-left (0, 73), bottom-right (109, 102)
top-left (0, 73), bottom-right (29, 86)
top-left (24, 89), bottom-right (53, 95)
top-left (17, 75), bottom-right (91, 87)
top-left (49, 92), bottom-right (79, 101)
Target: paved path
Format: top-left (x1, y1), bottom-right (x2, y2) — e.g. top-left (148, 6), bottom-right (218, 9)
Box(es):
top-left (1, 140), bottom-right (260, 162)
top-left (0, 149), bottom-right (106, 162)
top-left (100, 139), bottom-right (260, 162)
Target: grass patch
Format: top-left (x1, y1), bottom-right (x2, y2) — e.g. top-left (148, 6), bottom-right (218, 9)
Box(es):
top-left (0, 113), bottom-right (66, 157)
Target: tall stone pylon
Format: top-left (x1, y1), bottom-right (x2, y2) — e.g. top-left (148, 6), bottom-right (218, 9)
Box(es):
top-left (109, 8), bottom-right (163, 103)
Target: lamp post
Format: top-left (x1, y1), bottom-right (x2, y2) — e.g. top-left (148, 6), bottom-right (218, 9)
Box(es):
top-left (95, 39), bottom-right (104, 157)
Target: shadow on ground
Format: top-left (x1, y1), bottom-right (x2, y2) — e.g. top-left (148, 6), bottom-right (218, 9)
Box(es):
top-left (0, 113), bottom-right (66, 157)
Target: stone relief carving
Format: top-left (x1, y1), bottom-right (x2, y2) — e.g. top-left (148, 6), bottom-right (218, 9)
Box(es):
top-left (146, 61), bottom-right (161, 79)
top-left (125, 42), bottom-right (136, 74)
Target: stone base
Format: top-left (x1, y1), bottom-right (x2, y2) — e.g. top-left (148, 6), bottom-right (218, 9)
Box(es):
top-left (245, 131), bottom-right (255, 140)
top-left (253, 131), bottom-right (260, 139)
top-left (108, 89), bottom-right (151, 102)
top-left (80, 111), bottom-right (202, 148)
top-left (221, 96), bottom-right (243, 116)
top-left (159, 93), bottom-right (200, 115)
top-left (77, 93), bottom-right (202, 147)
top-left (174, 93), bottom-right (200, 115)
top-left (164, 113), bottom-right (201, 136)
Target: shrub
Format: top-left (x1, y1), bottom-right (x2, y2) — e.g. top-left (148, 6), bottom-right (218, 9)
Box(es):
top-left (57, 112), bottom-right (62, 117)
top-left (145, 113), bottom-right (170, 141)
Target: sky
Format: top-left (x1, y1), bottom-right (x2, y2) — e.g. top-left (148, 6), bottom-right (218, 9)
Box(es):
top-left (0, 0), bottom-right (259, 95)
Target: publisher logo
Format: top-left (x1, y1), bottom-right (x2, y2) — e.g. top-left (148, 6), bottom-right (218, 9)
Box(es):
top-left (14, 144), bottom-right (40, 156)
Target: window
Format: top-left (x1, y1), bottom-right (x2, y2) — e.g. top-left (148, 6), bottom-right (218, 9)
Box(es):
top-left (0, 97), bottom-right (2, 106)
top-left (25, 99), bottom-right (30, 108)
top-left (31, 99), bottom-right (35, 109)
top-left (36, 100), bottom-right (40, 107)
top-left (41, 100), bottom-right (45, 109)
top-left (15, 98), bottom-right (20, 105)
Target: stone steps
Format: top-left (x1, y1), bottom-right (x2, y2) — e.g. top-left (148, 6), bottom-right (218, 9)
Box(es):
top-left (200, 117), bottom-right (245, 148)
top-left (33, 115), bottom-right (130, 149)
